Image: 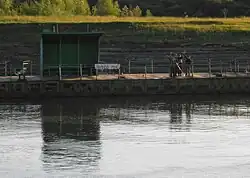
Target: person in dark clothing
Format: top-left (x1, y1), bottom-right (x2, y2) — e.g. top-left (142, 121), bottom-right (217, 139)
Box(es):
top-left (182, 53), bottom-right (192, 76)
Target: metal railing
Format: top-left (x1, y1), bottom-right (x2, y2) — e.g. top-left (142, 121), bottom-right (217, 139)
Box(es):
top-left (0, 58), bottom-right (250, 80)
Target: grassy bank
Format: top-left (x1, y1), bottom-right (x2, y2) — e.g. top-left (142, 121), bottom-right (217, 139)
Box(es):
top-left (1, 16), bottom-right (250, 46)
top-left (1, 16), bottom-right (250, 31)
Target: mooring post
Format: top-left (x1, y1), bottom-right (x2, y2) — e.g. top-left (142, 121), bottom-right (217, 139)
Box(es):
top-left (80, 64), bottom-right (83, 80)
top-left (59, 65), bottom-right (62, 80)
top-left (151, 59), bottom-right (154, 73)
top-left (208, 58), bottom-right (211, 77)
top-left (128, 60), bottom-right (131, 74)
top-left (144, 65), bottom-right (147, 79)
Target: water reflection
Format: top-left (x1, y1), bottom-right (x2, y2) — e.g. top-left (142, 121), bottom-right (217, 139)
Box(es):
top-left (1, 95), bottom-right (250, 177)
top-left (40, 99), bottom-right (101, 173)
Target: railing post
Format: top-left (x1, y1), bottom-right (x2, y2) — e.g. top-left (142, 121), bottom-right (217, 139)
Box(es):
top-left (30, 60), bottom-right (32, 76)
top-left (59, 65), bottom-right (62, 80)
top-left (4, 61), bottom-right (7, 76)
top-left (128, 60), bottom-right (131, 74)
top-left (151, 59), bottom-right (154, 73)
top-left (237, 62), bottom-right (240, 73)
top-left (208, 58), bottom-right (211, 78)
top-left (234, 58), bottom-right (237, 73)
top-left (220, 60), bottom-right (223, 74)
top-left (191, 60), bottom-right (194, 77)
top-left (80, 64), bottom-right (83, 80)
top-left (144, 65), bottom-right (147, 79)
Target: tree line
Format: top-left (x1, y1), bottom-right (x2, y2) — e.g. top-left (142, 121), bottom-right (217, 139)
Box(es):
top-left (0, 0), bottom-right (153, 16)
top-left (1, 0), bottom-right (250, 17)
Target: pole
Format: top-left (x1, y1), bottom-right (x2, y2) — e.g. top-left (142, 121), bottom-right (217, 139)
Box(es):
top-left (151, 59), bottom-right (154, 73)
top-left (59, 65), bottom-right (62, 80)
top-left (128, 60), bottom-right (131, 74)
top-left (234, 58), bottom-right (237, 73)
top-left (220, 60), bottom-right (222, 74)
top-left (80, 64), bottom-right (83, 80)
top-left (77, 37), bottom-right (80, 76)
top-left (40, 36), bottom-right (43, 80)
top-left (191, 60), bottom-right (194, 77)
top-left (144, 65), bottom-right (147, 79)
top-left (96, 69), bottom-right (98, 80)
top-left (118, 68), bottom-right (120, 79)
top-left (208, 58), bottom-right (211, 77)
top-left (30, 60), bottom-right (32, 76)
top-left (4, 61), bottom-right (7, 76)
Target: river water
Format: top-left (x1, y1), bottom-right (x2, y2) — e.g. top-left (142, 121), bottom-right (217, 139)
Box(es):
top-left (0, 95), bottom-right (250, 178)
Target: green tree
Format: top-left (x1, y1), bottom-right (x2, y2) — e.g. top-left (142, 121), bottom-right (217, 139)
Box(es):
top-left (0, 0), bottom-right (15, 15)
top-left (91, 5), bottom-right (97, 16)
top-left (132, 5), bottom-right (142, 17)
top-left (96, 0), bottom-right (120, 16)
top-left (73, 0), bottom-right (90, 15)
top-left (113, 1), bottom-right (121, 16)
top-left (63, 0), bottom-right (75, 14)
top-left (19, 1), bottom-right (40, 15)
top-left (145, 9), bottom-right (153, 16)
top-left (121, 5), bottom-right (129, 16)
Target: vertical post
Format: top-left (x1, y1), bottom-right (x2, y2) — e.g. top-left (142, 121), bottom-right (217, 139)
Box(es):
top-left (220, 60), bottom-right (223, 74)
top-left (144, 65), bottom-right (147, 79)
top-left (40, 36), bottom-right (43, 80)
top-left (96, 67), bottom-right (98, 80)
top-left (4, 61), bottom-right (7, 76)
top-left (151, 59), bottom-right (154, 73)
top-left (59, 65), bottom-right (62, 80)
top-left (128, 60), bottom-right (131, 74)
top-left (87, 24), bottom-right (90, 32)
top-left (97, 36), bottom-right (101, 63)
top-left (191, 60), bottom-right (194, 77)
top-left (237, 62), bottom-right (240, 73)
top-left (208, 58), bottom-right (211, 78)
top-left (30, 60), bottom-right (32, 76)
top-left (118, 68), bottom-right (121, 79)
top-left (77, 37), bottom-right (80, 76)
top-left (59, 36), bottom-right (62, 79)
top-left (80, 64), bottom-right (83, 80)
top-left (234, 58), bottom-right (237, 73)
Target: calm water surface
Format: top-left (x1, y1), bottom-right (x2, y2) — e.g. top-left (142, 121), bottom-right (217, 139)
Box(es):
top-left (0, 95), bottom-right (250, 178)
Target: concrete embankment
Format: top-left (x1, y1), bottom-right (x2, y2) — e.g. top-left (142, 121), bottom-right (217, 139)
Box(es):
top-left (0, 75), bottom-right (250, 99)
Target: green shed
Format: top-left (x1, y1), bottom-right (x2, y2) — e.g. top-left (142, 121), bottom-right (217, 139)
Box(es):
top-left (40, 32), bottom-right (104, 78)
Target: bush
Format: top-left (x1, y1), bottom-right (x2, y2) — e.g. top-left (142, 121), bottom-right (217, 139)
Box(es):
top-left (145, 9), bottom-right (153, 17)
top-left (132, 5), bottom-right (142, 17)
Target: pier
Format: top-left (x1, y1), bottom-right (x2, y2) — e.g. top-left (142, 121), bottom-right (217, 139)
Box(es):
top-left (0, 28), bottom-right (250, 99)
